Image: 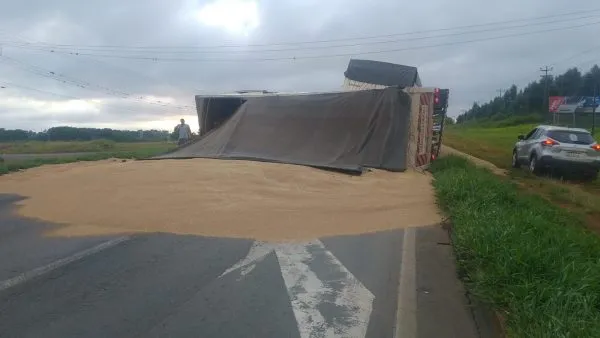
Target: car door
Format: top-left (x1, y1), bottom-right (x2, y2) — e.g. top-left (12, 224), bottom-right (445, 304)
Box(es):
top-left (526, 127), bottom-right (546, 159)
top-left (517, 128), bottom-right (538, 160)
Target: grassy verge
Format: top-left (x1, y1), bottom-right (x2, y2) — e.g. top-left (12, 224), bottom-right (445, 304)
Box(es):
top-left (430, 155), bottom-right (600, 337)
top-left (443, 124), bottom-right (537, 169)
top-left (0, 140), bottom-right (174, 154)
top-left (444, 124), bottom-right (600, 170)
top-left (444, 124), bottom-right (600, 229)
top-left (0, 148), bottom-right (169, 175)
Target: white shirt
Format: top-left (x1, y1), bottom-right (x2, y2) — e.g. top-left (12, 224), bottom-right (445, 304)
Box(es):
top-left (176, 123), bottom-right (192, 140)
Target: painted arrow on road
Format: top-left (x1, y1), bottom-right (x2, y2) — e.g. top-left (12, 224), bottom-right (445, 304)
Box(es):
top-left (221, 240), bottom-right (375, 338)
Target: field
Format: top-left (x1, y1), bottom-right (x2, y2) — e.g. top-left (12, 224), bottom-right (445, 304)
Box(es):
top-left (443, 124), bottom-right (537, 169)
top-left (430, 156), bottom-right (600, 337)
top-left (444, 124), bottom-right (600, 170)
top-left (0, 140), bottom-right (174, 154)
top-left (443, 125), bottom-right (600, 228)
top-left (0, 140), bottom-right (176, 175)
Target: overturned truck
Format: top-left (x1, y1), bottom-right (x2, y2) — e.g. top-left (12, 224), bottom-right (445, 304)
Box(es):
top-left (155, 86), bottom-right (447, 174)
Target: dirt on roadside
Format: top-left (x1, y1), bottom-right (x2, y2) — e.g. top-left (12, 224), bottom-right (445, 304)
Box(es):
top-left (0, 159), bottom-right (442, 241)
top-left (440, 146), bottom-right (507, 176)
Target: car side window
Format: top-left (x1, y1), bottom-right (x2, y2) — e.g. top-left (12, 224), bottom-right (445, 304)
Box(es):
top-left (531, 128), bottom-right (544, 139)
top-left (524, 128), bottom-right (538, 140)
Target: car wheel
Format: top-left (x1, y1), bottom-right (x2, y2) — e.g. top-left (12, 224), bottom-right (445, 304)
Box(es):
top-left (511, 150), bottom-right (520, 168)
top-left (529, 155), bottom-right (542, 175)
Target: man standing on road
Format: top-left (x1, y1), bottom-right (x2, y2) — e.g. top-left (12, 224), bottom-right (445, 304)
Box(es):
top-left (174, 118), bottom-right (192, 146)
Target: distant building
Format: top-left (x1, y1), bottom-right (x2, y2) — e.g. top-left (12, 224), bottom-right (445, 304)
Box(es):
top-left (342, 59), bottom-right (422, 91)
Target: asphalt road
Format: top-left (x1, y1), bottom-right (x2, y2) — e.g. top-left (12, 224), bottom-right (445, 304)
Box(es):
top-left (0, 193), bottom-right (481, 338)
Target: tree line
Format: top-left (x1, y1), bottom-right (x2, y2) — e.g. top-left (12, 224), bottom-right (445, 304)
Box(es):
top-left (0, 126), bottom-right (172, 142)
top-left (457, 64), bottom-right (600, 125)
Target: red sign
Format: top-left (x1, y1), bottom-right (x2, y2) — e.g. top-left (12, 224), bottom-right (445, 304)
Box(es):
top-left (549, 96), bottom-right (565, 113)
top-left (549, 96), bottom-right (600, 113)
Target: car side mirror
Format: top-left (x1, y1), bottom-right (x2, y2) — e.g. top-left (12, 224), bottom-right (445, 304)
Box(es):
top-left (517, 135), bottom-right (525, 140)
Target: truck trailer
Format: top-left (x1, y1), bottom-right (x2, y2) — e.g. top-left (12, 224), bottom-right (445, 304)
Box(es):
top-left (186, 86), bottom-right (449, 171)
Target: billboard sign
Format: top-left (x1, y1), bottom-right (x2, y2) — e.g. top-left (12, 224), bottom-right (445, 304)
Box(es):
top-left (549, 96), bottom-right (600, 114)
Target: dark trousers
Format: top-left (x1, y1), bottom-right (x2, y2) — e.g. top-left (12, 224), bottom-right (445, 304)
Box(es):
top-left (178, 139), bottom-right (188, 146)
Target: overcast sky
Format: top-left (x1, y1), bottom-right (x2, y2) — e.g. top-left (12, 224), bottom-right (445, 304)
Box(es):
top-left (1, 0), bottom-right (599, 131)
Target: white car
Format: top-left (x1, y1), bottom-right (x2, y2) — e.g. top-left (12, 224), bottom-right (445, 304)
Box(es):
top-left (512, 125), bottom-right (600, 181)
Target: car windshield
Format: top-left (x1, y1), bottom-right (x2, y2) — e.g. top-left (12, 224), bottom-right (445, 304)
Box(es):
top-left (546, 130), bottom-right (595, 145)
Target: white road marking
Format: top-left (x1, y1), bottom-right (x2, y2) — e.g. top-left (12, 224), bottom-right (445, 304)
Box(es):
top-left (276, 241), bottom-right (375, 338)
top-left (394, 228), bottom-right (417, 338)
top-left (221, 240), bottom-right (375, 338)
top-left (0, 236), bottom-right (131, 292)
top-left (219, 241), bottom-right (275, 279)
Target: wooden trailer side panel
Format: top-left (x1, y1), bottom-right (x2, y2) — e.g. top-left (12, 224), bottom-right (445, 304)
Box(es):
top-left (405, 88), bottom-right (434, 168)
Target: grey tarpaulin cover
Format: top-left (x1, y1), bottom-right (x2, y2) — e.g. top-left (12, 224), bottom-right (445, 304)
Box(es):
top-left (344, 59), bottom-right (421, 88)
top-left (154, 88), bottom-right (412, 173)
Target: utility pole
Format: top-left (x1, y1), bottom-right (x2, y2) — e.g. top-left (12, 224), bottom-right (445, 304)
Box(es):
top-left (497, 89), bottom-right (505, 111)
top-left (593, 84), bottom-right (598, 136)
top-left (540, 66), bottom-right (553, 124)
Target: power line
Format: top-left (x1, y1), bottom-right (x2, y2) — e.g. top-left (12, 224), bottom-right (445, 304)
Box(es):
top-left (458, 55), bottom-right (600, 119)
top-left (548, 44), bottom-right (600, 68)
top-left (0, 55), bottom-right (194, 111)
top-left (488, 46), bottom-right (600, 99)
top-left (457, 46), bottom-right (600, 119)
top-left (6, 13), bottom-right (600, 54)
top-left (1, 55), bottom-right (131, 97)
top-left (10, 20), bottom-right (600, 63)
top-left (540, 66), bottom-right (553, 80)
top-left (0, 81), bottom-right (194, 117)
top-left (0, 81), bottom-right (79, 100)
top-left (2, 32), bottom-right (203, 97)
top-left (572, 56), bottom-right (600, 70)
top-left (4, 8), bottom-right (600, 50)
top-left (55, 51), bottom-right (201, 97)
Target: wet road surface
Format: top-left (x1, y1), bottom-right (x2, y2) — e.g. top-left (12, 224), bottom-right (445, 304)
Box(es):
top-left (0, 194), bottom-right (479, 338)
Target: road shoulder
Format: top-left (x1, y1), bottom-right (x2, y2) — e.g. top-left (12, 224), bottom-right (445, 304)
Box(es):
top-left (415, 225), bottom-right (502, 338)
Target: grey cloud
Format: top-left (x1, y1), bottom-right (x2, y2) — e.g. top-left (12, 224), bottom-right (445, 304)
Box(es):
top-left (1, 0), bottom-right (599, 127)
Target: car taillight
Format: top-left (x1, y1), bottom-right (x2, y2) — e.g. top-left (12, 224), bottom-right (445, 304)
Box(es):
top-left (541, 138), bottom-right (560, 147)
top-left (592, 144), bottom-right (600, 151)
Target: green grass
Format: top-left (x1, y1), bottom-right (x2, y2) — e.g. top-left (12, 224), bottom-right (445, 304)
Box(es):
top-left (0, 148), bottom-right (173, 176)
top-left (444, 123), bottom-right (600, 215)
top-left (0, 140), bottom-right (177, 175)
top-left (457, 114), bottom-right (544, 129)
top-left (444, 124), bottom-right (600, 170)
top-left (443, 124), bottom-right (537, 169)
top-left (0, 140), bottom-right (174, 154)
top-left (430, 156), bottom-right (600, 337)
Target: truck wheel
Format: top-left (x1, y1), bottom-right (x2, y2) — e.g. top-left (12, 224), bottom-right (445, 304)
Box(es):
top-left (511, 150), bottom-right (520, 168)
